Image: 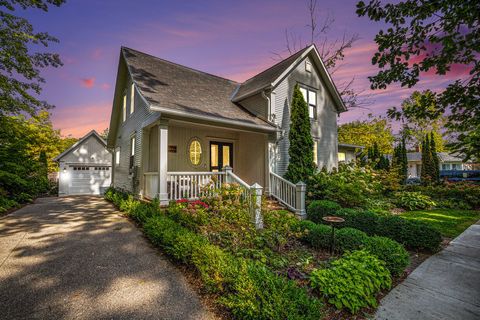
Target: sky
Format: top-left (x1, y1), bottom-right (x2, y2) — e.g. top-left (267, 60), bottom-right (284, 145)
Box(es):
top-left (20, 0), bottom-right (466, 137)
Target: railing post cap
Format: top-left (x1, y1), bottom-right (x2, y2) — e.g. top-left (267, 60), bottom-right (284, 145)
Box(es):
top-left (222, 166), bottom-right (233, 171)
top-left (296, 181), bottom-right (306, 186)
top-left (250, 182), bottom-right (263, 190)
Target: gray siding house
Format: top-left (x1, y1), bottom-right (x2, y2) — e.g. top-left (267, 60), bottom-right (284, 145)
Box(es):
top-left (107, 45), bottom-right (346, 213)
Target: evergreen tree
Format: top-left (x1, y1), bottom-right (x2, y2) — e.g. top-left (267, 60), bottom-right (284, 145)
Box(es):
top-left (430, 131), bottom-right (440, 182)
top-left (421, 134), bottom-right (434, 184)
top-left (400, 138), bottom-right (408, 182)
top-left (285, 85), bottom-right (315, 183)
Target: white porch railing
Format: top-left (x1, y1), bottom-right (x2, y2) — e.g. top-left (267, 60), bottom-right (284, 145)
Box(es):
top-left (167, 171), bottom-right (225, 200)
top-left (143, 167), bottom-right (263, 228)
top-left (269, 172), bottom-right (306, 217)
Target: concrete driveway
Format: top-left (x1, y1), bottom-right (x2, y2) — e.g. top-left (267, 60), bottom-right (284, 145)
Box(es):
top-left (0, 197), bottom-right (214, 320)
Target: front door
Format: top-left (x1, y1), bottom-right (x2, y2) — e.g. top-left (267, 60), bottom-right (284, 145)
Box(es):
top-left (210, 141), bottom-right (233, 172)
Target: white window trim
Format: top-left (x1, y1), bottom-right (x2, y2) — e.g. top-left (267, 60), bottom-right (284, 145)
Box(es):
top-left (313, 140), bottom-right (318, 166)
top-left (130, 83), bottom-right (135, 114)
top-left (130, 136), bottom-right (136, 156)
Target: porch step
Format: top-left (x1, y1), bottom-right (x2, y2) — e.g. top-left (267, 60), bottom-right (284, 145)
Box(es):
top-left (265, 198), bottom-right (287, 211)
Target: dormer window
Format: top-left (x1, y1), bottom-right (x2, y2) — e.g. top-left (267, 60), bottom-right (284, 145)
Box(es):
top-left (299, 86), bottom-right (317, 119)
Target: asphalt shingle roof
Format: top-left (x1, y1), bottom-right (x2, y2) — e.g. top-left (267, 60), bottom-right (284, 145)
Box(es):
top-left (233, 47), bottom-right (310, 100)
top-left (122, 47), bottom-right (271, 127)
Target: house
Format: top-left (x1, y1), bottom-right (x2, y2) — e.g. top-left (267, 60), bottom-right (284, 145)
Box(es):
top-left (54, 130), bottom-right (112, 196)
top-left (106, 45), bottom-right (346, 215)
top-left (407, 152), bottom-right (468, 178)
top-left (338, 143), bottom-right (364, 163)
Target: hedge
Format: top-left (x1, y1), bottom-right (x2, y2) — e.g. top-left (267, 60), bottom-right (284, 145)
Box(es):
top-left (311, 203), bottom-right (442, 252)
top-left (299, 220), bottom-right (409, 276)
top-left (307, 200), bottom-right (341, 223)
top-left (106, 187), bottom-right (323, 320)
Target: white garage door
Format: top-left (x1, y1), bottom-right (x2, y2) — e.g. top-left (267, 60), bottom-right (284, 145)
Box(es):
top-left (68, 165), bottom-right (111, 195)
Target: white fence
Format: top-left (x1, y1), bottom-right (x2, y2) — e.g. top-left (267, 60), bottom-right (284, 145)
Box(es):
top-left (167, 171), bottom-right (226, 200)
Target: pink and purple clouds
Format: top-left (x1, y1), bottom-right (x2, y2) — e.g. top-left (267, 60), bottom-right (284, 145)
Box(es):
top-left (22, 0), bottom-right (467, 137)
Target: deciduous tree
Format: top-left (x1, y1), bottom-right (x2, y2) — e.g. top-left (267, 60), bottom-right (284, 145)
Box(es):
top-left (357, 0), bottom-right (480, 161)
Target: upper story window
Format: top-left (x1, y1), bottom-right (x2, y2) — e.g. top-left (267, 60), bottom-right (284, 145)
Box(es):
top-left (122, 94), bottom-right (127, 122)
top-left (189, 138), bottom-right (202, 166)
top-left (130, 83), bottom-right (135, 114)
top-left (299, 86), bottom-right (317, 119)
top-left (313, 140), bottom-right (318, 166)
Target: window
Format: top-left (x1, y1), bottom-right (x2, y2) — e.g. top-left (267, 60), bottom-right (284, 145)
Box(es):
top-left (442, 163), bottom-right (451, 170)
top-left (313, 141), bottom-right (318, 166)
top-left (299, 86), bottom-right (317, 119)
top-left (122, 94), bottom-right (127, 122)
top-left (338, 152), bottom-right (346, 162)
top-left (189, 138), bottom-right (202, 166)
top-left (130, 83), bottom-right (135, 114)
top-left (129, 136), bottom-right (135, 170)
top-left (115, 148), bottom-right (120, 165)
top-left (452, 163), bottom-right (461, 170)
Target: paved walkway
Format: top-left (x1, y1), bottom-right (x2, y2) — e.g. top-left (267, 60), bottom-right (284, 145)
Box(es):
top-left (375, 220), bottom-right (480, 320)
top-left (0, 197), bottom-right (214, 320)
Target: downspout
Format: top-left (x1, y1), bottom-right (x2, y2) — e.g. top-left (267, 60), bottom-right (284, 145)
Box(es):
top-left (261, 90), bottom-right (271, 123)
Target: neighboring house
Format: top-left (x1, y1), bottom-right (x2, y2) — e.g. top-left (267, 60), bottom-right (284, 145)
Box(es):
top-left (407, 152), bottom-right (468, 178)
top-left (54, 130), bottom-right (112, 196)
top-left (338, 143), bottom-right (364, 163)
top-left (106, 45), bottom-right (346, 214)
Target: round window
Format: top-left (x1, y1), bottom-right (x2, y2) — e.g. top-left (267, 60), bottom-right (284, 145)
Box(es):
top-left (189, 138), bottom-right (202, 166)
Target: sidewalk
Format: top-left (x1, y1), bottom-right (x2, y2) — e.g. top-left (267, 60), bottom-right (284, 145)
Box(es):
top-left (375, 221), bottom-right (480, 320)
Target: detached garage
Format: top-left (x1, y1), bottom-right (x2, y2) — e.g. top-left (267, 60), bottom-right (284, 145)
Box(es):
top-left (54, 130), bottom-right (112, 196)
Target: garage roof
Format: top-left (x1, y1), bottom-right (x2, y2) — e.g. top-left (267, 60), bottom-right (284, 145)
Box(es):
top-left (54, 130), bottom-right (106, 162)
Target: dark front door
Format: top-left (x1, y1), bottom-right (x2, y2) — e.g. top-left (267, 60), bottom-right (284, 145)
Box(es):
top-left (210, 141), bottom-right (233, 172)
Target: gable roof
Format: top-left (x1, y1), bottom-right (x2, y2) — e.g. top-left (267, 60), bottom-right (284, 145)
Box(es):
top-left (232, 45), bottom-right (347, 112)
top-left (233, 47), bottom-right (310, 100)
top-left (122, 47), bottom-right (273, 128)
top-left (54, 130), bottom-right (107, 162)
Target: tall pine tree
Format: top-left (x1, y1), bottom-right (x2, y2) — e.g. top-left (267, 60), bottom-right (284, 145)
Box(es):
top-left (285, 85), bottom-right (315, 183)
top-left (400, 138), bottom-right (408, 182)
top-left (421, 134), bottom-right (434, 184)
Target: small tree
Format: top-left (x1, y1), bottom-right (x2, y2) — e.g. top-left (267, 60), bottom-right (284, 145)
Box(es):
top-left (430, 131), bottom-right (440, 182)
top-left (421, 135), bottom-right (434, 184)
top-left (285, 85), bottom-right (315, 183)
top-left (400, 138), bottom-right (408, 182)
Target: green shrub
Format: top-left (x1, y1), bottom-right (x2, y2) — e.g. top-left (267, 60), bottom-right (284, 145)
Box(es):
top-left (310, 250), bottom-right (391, 314)
top-left (335, 208), bottom-right (379, 235)
top-left (192, 243), bottom-right (239, 292)
top-left (407, 182), bottom-right (480, 209)
top-left (376, 216), bottom-right (442, 251)
top-left (365, 236), bottom-right (410, 276)
top-left (335, 228), bottom-right (368, 253)
top-left (394, 191), bottom-right (436, 210)
top-left (299, 220), bottom-right (332, 249)
top-left (221, 261), bottom-right (323, 320)
top-left (261, 210), bottom-right (301, 251)
top-left (307, 200), bottom-right (341, 223)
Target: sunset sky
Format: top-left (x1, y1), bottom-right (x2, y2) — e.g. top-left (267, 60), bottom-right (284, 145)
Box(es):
top-left (22, 0), bottom-right (467, 137)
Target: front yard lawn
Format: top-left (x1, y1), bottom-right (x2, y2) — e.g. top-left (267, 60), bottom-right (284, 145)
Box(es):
top-left (401, 209), bottom-right (480, 238)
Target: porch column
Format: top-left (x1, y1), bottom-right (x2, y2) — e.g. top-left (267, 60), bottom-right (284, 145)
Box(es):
top-left (158, 121), bottom-right (169, 204)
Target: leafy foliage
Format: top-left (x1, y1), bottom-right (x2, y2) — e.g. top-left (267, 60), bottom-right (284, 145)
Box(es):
top-left (310, 250), bottom-right (391, 314)
top-left (335, 228), bottom-right (368, 253)
top-left (285, 84), bottom-right (315, 183)
top-left (357, 0), bottom-right (480, 160)
top-left (394, 191), bottom-right (436, 210)
top-left (408, 182), bottom-right (480, 210)
top-left (392, 138), bottom-right (408, 183)
top-left (338, 116), bottom-right (394, 154)
top-left (0, 0), bottom-right (65, 116)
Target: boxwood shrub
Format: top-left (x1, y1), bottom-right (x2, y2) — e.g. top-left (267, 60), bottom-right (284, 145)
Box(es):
top-left (335, 208), bottom-right (379, 235)
top-left (307, 200), bottom-right (341, 223)
top-left (310, 250), bottom-right (391, 314)
top-left (364, 236), bottom-right (410, 276)
top-left (299, 220), bottom-right (410, 276)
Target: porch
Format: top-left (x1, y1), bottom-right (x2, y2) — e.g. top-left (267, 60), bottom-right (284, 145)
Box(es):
top-left (139, 119), bottom-right (306, 218)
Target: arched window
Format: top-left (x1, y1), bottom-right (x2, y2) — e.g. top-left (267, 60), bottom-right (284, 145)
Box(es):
top-left (189, 138), bottom-right (202, 166)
